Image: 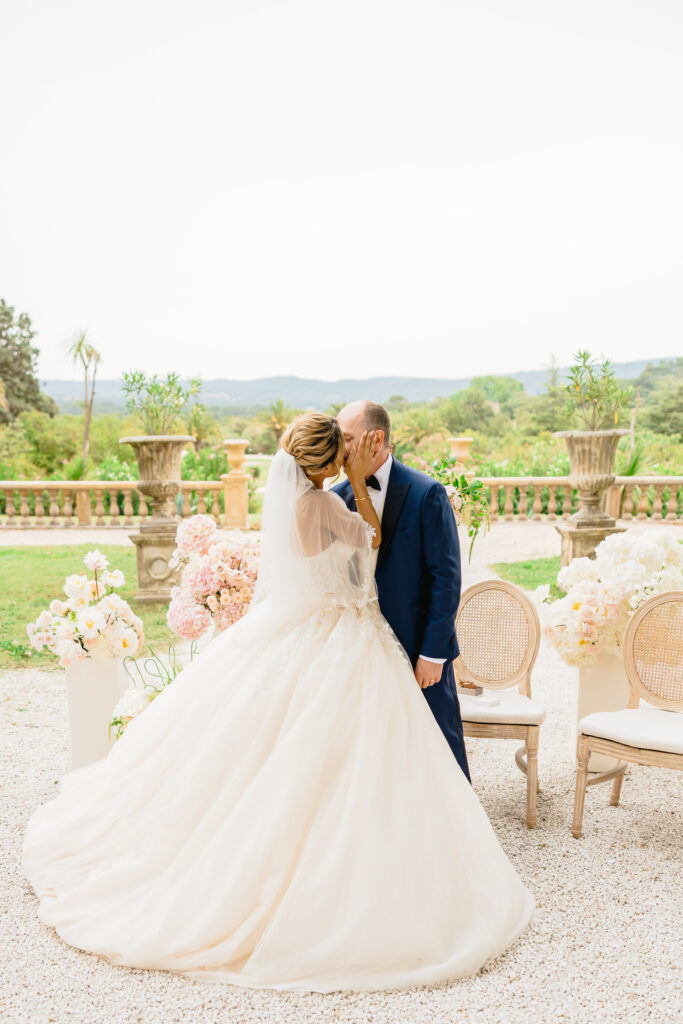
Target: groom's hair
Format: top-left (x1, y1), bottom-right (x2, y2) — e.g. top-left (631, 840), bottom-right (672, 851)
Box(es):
top-left (363, 402), bottom-right (391, 448)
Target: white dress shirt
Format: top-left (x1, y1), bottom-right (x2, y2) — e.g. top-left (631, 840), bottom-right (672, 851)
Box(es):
top-left (364, 455), bottom-right (445, 668)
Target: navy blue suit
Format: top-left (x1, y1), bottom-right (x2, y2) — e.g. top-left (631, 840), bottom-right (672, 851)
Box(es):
top-left (334, 459), bottom-right (471, 783)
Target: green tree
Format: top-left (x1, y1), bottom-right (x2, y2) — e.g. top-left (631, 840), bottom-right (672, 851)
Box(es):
top-left (437, 386), bottom-right (493, 434)
top-left (632, 357), bottom-right (683, 398)
top-left (529, 357), bottom-right (573, 433)
top-left (394, 408), bottom-right (441, 452)
top-left (470, 375), bottom-right (524, 418)
top-left (641, 381), bottom-right (683, 440)
top-left (0, 299), bottom-right (57, 422)
top-left (185, 403), bottom-right (221, 450)
top-left (65, 329), bottom-right (101, 463)
top-left (384, 395), bottom-right (411, 413)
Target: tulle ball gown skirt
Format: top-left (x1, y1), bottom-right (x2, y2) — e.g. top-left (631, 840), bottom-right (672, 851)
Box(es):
top-left (23, 599), bottom-right (535, 992)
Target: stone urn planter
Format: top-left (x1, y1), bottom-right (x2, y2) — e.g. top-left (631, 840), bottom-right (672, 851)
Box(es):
top-left (553, 429), bottom-right (628, 565)
top-left (573, 652), bottom-right (631, 772)
top-left (119, 435), bottom-right (194, 602)
top-left (65, 657), bottom-right (128, 768)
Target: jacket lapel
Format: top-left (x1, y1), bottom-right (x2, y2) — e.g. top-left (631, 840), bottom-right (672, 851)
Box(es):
top-left (377, 460), bottom-right (410, 569)
top-left (334, 464), bottom-right (410, 568)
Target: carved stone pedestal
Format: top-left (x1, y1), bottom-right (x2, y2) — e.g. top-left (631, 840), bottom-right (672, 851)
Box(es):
top-left (555, 521), bottom-right (626, 567)
top-left (119, 434), bottom-right (193, 603)
top-left (129, 526), bottom-right (182, 603)
top-left (222, 438), bottom-right (249, 529)
top-left (554, 429), bottom-right (629, 566)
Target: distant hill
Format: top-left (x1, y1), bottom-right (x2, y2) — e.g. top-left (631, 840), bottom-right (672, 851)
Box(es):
top-left (41, 358), bottom-right (665, 414)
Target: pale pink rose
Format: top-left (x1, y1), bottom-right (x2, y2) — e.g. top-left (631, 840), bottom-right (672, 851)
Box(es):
top-left (167, 590), bottom-right (212, 640)
top-left (174, 515), bottom-right (217, 558)
top-left (184, 560), bottom-right (222, 597)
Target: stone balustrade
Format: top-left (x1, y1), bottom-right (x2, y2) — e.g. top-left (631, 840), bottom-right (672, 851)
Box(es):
top-left (475, 476), bottom-right (683, 523)
top-left (0, 480), bottom-right (239, 529)
top-left (0, 476), bottom-right (681, 528)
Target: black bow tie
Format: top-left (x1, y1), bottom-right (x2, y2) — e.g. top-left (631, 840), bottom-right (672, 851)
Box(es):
top-left (365, 475), bottom-right (381, 491)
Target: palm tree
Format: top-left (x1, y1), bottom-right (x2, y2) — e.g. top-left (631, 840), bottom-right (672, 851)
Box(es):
top-left (65, 330), bottom-right (101, 463)
top-left (267, 400), bottom-right (294, 448)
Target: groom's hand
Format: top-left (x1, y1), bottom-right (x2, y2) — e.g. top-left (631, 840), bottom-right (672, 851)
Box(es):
top-left (415, 657), bottom-right (441, 689)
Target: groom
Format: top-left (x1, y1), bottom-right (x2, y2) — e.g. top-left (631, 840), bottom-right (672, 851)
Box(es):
top-left (334, 401), bottom-right (471, 783)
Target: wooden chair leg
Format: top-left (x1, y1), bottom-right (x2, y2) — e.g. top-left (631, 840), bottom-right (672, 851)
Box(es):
top-left (525, 727), bottom-right (539, 829)
top-left (610, 764), bottom-right (627, 807)
top-left (572, 734), bottom-right (591, 838)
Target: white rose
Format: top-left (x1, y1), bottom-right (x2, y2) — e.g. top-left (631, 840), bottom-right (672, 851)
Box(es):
top-left (76, 607), bottom-right (106, 640)
top-left (84, 549), bottom-right (109, 572)
top-left (112, 687), bottom-right (151, 719)
top-left (64, 574), bottom-right (90, 601)
top-left (109, 628), bottom-right (140, 657)
top-left (101, 569), bottom-right (125, 589)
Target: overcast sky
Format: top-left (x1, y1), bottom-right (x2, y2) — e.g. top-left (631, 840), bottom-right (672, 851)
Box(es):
top-left (2, 0), bottom-right (682, 383)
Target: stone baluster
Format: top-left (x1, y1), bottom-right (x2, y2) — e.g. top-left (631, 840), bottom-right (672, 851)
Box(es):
top-left (622, 483), bottom-right (635, 520)
top-left (93, 489), bottom-right (106, 526)
top-left (49, 490), bottom-right (60, 525)
top-left (63, 490), bottom-right (74, 526)
top-left (196, 489), bottom-right (207, 515)
top-left (122, 488), bottom-right (135, 525)
top-left (517, 485), bottom-right (528, 521)
top-left (665, 484), bottom-right (680, 521)
top-left (503, 484), bottom-right (515, 521)
top-left (492, 486), bottom-right (501, 521)
top-left (109, 489), bottom-right (120, 526)
top-left (138, 493), bottom-right (149, 522)
top-left (651, 484), bottom-right (664, 521)
top-left (34, 490), bottom-right (45, 526)
top-left (4, 491), bottom-right (16, 526)
top-left (547, 486), bottom-right (559, 520)
top-left (210, 488), bottom-right (221, 522)
top-left (20, 490), bottom-right (31, 525)
top-left (636, 485), bottom-right (649, 521)
top-left (531, 484), bottom-right (543, 521)
top-left (181, 489), bottom-right (192, 517)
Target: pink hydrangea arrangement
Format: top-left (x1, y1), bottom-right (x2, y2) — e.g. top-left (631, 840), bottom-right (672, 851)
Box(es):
top-left (26, 550), bottom-right (144, 667)
top-left (541, 532), bottom-right (683, 666)
top-left (167, 516), bottom-right (260, 640)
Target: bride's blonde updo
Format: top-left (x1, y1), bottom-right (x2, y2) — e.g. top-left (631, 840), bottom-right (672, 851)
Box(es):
top-left (281, 413), bottom-right (344, 477)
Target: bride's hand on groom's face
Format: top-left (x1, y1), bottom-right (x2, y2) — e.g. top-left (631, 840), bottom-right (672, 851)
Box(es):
top-left (345, 431), bottom-right (380, 486)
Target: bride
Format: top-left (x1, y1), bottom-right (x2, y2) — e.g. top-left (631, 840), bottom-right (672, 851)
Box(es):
top-left (23, 413), bottom-right (534, 993)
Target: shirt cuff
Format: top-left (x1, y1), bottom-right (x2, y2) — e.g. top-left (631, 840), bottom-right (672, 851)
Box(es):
top-left (418, 654), bottom-right (446, 664)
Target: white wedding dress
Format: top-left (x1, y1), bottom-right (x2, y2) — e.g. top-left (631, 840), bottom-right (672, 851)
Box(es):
top-left (23, 451), bottom-right (534, 992)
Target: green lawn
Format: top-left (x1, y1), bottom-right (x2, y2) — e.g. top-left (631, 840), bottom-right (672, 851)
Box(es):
top-left (490, 556), bottom-right (564, 600)
top-left (0, 545), bottom-right (175, 672)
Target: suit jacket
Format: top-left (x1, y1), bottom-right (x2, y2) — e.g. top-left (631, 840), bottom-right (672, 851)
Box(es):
top-left (333, 458), bottom-right (471, 781)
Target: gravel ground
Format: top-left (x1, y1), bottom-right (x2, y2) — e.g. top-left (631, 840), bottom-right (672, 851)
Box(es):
top-left (2, 521), bottom-right (682, 1023)
top-left (2, 640), bottom-right (682, 1024)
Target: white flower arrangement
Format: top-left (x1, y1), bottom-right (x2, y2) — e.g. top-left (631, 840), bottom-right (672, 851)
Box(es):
top-left (27, 550), bottom-right (144, 667)
top-left (541, 532), bottom-right (683, 666)
top-left (109, 641), bottom-right (198, 739)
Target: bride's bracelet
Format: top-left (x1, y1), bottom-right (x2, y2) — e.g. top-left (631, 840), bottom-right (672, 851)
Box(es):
top-left (355, 496), bottom-right (372, 503)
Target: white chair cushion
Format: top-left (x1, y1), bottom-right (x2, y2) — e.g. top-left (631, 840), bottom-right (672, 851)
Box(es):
top-left (579, 708), bottom-right (683, 755)
top-left (459, 690), bottom-right (546, 725)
